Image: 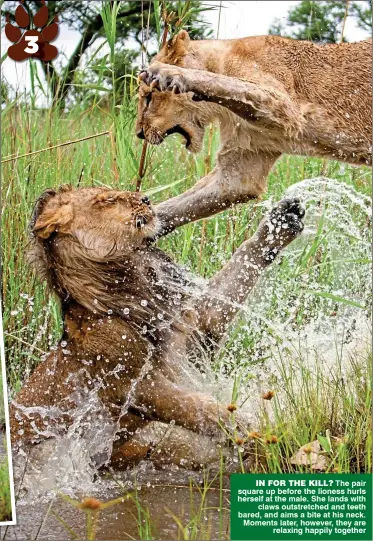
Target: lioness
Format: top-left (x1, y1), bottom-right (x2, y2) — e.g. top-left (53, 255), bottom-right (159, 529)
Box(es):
top-left (137, 32), bottom-right (371, 235)
top-left (10, 185), bottom-right (304, 468)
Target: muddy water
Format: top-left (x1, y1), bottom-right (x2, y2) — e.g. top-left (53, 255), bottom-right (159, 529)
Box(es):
top-left (2, 470), bottom-right (230, 540)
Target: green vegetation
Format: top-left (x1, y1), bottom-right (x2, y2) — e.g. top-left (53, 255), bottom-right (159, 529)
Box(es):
top-left (0, 416), bottom-right (12, 524)
top-left (0, 374), bottom-right (4, 425)
top-left (269, 0), bottom-right (372, 42)
top-left (0, 450), bottom-right (12, 523)
top-left (1, 1), bottom-right (371, 538)
top-left (1, 0), bottom-right (212, 105)
top-left (0, 375), bottom-right (12, 523)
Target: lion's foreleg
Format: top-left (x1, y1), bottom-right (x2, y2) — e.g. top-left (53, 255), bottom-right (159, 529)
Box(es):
top-left (135, 374), bottom-right (242, 438)
top-left (154, 168), bottom-right (254, 236)
top-left (193, 198), bottom-right (305, 346)
top-left (155, 151), bottom-right (278, 237)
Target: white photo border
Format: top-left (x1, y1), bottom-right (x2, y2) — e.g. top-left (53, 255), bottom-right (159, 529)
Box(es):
top-left (0, 307), bottom-right (17, 526)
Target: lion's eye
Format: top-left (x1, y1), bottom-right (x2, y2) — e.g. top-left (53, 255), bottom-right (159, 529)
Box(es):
top-left (93, 197), bottom-right (116, 206)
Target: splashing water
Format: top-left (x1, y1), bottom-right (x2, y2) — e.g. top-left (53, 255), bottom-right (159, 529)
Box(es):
top-left (252, 179), bottom-right (369, 343)
top-left (211, 176), bottom-right (371, 416)
top-left (13, 177), bottom-right (371, 504)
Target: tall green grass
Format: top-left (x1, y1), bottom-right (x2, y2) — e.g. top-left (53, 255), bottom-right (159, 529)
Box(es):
top-left (0, 340), bottom-right (12, 522)
top-left (0, 439), bottom-right (12, 523)
top-left (1, 2), bottom-right (372, 537)
top-left (2, 101), bottom-right (370, 387)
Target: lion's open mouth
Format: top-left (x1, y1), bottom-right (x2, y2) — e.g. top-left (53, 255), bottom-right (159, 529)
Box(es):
top-left (164, 125), bottom-right (192, 148)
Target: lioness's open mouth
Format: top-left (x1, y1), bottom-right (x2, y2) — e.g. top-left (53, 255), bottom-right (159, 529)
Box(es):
top-left (164, 125), bottom-right (192, 148)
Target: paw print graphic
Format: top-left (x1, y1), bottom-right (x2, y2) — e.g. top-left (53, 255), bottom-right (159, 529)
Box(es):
top-left (5, 0), bottom-right (59, 62)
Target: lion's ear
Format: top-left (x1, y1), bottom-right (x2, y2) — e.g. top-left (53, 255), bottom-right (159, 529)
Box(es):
top-left (174, 30), bottom-right (190, 48)
top-left (165, 30), bottom-right (190, 63)
top-left (33, 204), bottom-right (73, 239)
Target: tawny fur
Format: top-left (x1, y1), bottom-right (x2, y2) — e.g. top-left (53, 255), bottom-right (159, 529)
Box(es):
top-left (10, 185), bottom-right (304, 468)
top-left (137, 33), bottom-right (371, 234)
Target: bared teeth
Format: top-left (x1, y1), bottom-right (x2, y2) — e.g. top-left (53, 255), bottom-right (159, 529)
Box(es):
top-left (136, 217), bottom-right (146, 229)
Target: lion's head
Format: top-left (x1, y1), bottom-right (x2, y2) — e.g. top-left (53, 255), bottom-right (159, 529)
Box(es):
top-left (31, 185), bottom-right (158, 256)
top-left (136, 85), bottom-right (209, 154)
top-left (28, 185), bottom-right (196, 330)
top-left (136, 31), bottom-right (210, 154)
top-left (29, 185), bottom-right (161, 304)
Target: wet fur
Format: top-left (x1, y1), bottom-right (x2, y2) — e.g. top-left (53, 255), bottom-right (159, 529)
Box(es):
top-left (137, 33), bottom-right (371, 234)
top-left (10, 186), bottom-right (304, 468)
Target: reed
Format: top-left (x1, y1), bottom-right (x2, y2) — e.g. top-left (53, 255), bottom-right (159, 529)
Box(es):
top-left (1, 1), bottom-right (371, 538)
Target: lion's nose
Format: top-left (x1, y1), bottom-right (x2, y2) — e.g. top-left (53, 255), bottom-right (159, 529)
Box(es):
top-left (136, 128), bottom-right (145, 140)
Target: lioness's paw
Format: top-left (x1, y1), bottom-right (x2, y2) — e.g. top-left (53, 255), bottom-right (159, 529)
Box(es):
top-left (139, 62), bottom-right (188, 93)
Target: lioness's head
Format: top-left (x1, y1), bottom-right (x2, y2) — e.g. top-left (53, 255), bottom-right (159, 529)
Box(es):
top-left (31, 185), bottom-right (158, 259)
top-left (136, 31), bottom-right (209, 154)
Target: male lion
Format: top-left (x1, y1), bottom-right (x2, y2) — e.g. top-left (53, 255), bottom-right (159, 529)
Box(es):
top-left (137, 32), bottom-right (372, 235)
top-left (10, 185), bottom-right (304, 469)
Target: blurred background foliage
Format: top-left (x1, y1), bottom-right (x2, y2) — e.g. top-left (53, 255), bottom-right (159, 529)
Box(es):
top-left (269, 0), bottom-right (371, 43)
top-left (1, 0), bottom-right (371, 107)
top-left (1, 0), bottom-right (213, 106)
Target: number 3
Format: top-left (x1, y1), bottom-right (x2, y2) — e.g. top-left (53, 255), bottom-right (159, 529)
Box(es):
top-left (24, 36), bottom-right (39, 54)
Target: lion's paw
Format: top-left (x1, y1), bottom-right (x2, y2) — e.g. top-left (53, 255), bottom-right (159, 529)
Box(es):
top-left (268, 197), bottom-right (305, 237)
top-left (258, 197), bottom-right (305, 262)
top-left (139, 62), bottom-right (188, 94)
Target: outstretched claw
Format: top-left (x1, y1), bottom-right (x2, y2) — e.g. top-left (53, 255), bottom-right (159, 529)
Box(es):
top-left (257, 197), bottom-right (305, 262)
top-left (139, 62), bottom-right (188, 94)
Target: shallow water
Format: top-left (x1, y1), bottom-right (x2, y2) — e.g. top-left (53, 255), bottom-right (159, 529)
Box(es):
top-left (6, 178), bottom-right (372, 539)
top-left (2, 469), bottom-right (230, 540)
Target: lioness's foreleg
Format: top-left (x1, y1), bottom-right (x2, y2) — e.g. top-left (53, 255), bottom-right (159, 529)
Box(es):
top-left (194, 198), bottom-right (305, 345)
top-left (140, 62), bottom-right (304, 135)
top-left (155, 151), bottom-right (279, 236)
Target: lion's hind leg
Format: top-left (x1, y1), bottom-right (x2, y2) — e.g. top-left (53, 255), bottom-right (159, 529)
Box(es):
top-left (109, 412), bottom-right (152, 469)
